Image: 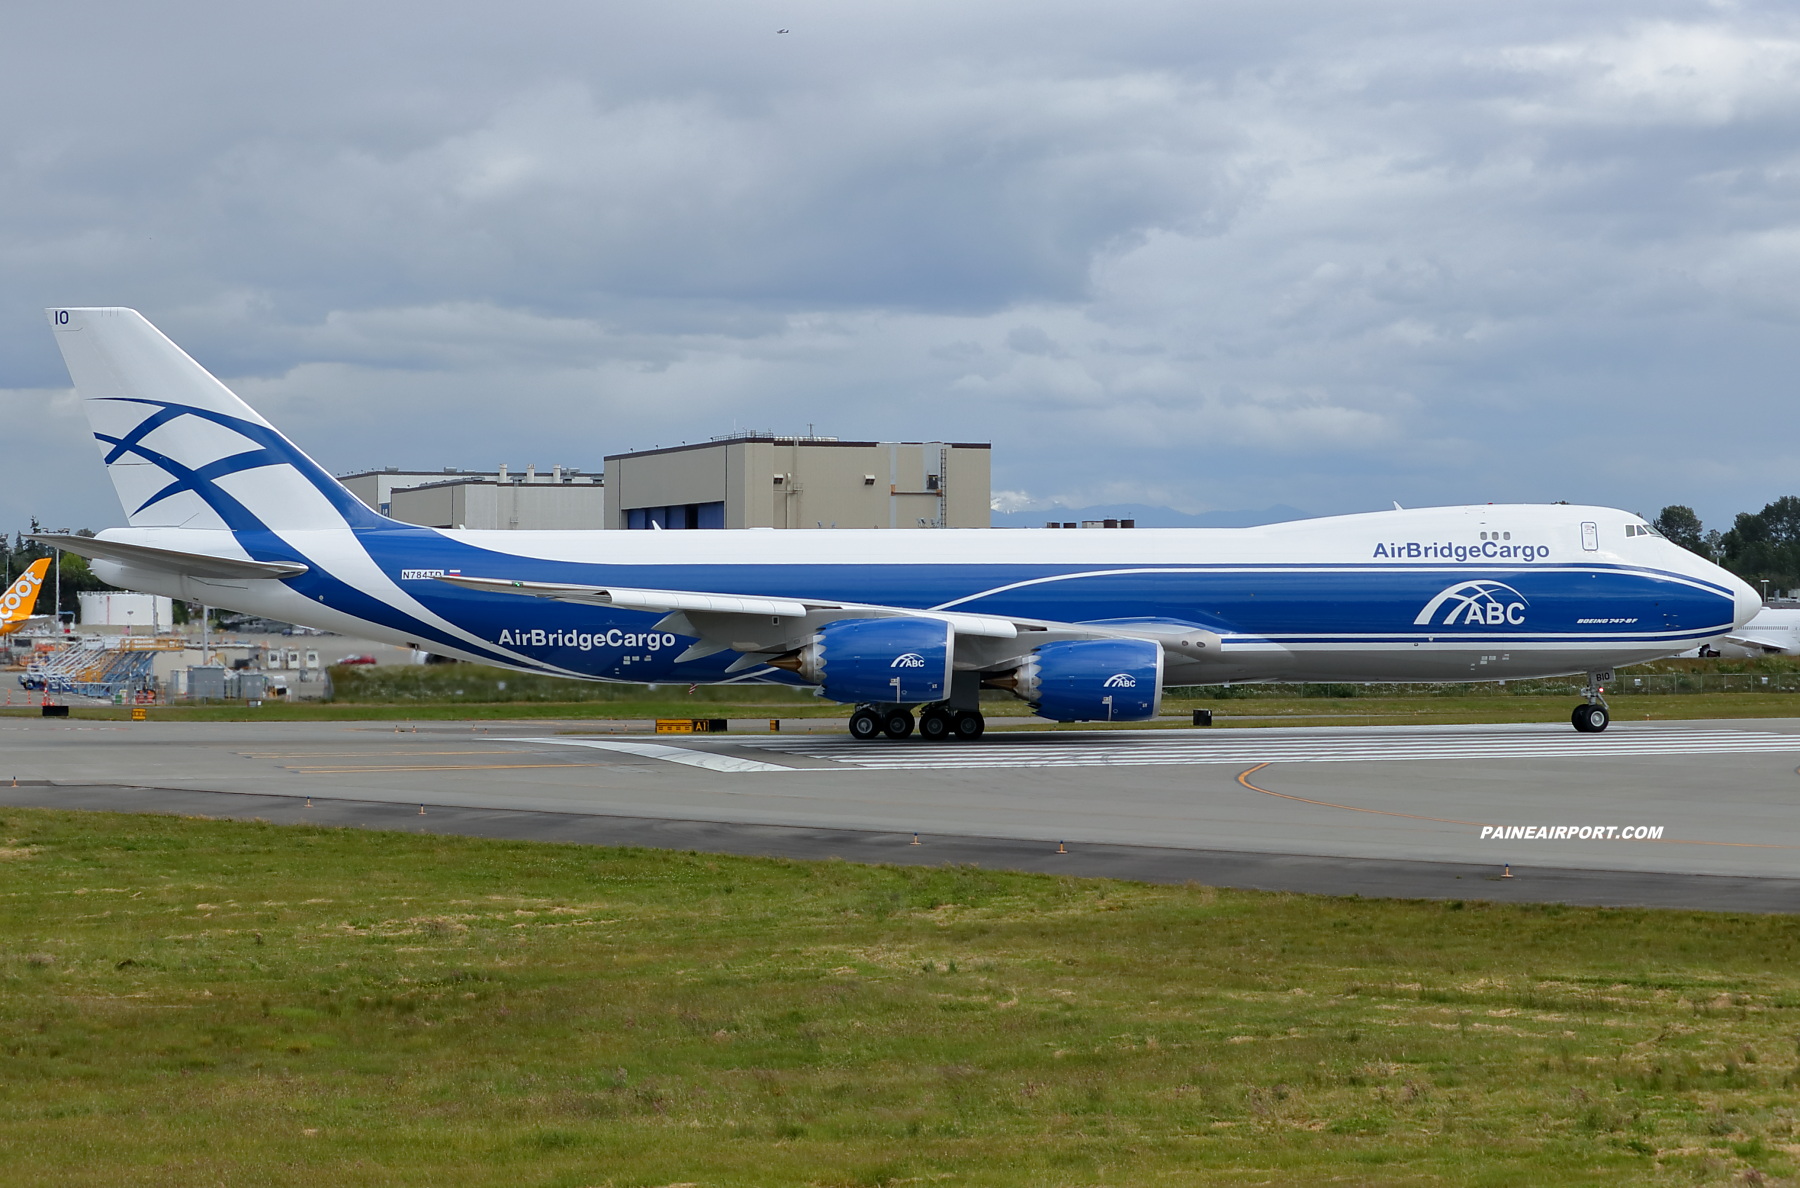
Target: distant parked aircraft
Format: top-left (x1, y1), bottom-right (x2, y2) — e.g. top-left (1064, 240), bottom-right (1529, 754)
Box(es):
top-left (0, 559), bottom-right (51, 637)
top-left (31, 308), bottom-right (1761, 735)
top-left (1702, 607), bottom-right (1800, 657)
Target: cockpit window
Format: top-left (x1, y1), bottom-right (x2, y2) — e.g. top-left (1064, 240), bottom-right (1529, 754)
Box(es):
top-left (1624, 523), bottom-right (1663, 539)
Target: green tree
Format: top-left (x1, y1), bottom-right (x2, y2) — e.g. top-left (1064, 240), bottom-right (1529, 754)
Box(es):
top-left (1653, 505), bottom-right (1709, 557)
top-left (1719, 497), bottom-right (1800, 592)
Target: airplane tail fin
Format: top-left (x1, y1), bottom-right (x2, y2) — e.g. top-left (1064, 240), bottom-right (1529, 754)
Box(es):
top-left (45, 308), bottom-right (388, 534)
top-left (0, 558), bottom-right (52, 629)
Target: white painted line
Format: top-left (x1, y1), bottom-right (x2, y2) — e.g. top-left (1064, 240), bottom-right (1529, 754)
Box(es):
top-left (498, 737), bottom-right (799, 773)
top-left (740, 728), bottom-right (1800, 770)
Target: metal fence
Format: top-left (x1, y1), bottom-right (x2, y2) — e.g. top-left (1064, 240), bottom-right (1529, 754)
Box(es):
top-left (1169, 672), bottom-right (1800, 699)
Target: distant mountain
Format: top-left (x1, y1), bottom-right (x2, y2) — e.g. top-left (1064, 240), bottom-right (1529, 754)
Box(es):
top-left (989, 503), bottom-right (1309, 529)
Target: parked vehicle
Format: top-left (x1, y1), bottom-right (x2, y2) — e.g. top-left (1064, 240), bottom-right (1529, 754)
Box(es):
top-left (335, 654), bottom-right (377, 666)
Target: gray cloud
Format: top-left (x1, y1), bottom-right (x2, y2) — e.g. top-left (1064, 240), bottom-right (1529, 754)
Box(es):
top-left (4, 1), bottom-right (1799, 536)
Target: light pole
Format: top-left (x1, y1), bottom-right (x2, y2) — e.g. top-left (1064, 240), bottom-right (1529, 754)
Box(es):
top-left (1761, 578), bottom-right (1770, 605)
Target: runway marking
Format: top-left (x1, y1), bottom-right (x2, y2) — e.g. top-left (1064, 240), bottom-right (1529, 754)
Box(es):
top-left (504, 737), bottom-right (798, 774)
top-left (737, 728), bottom-right (1800, 769)
top-left (283, 763), bottom-right (605, 774)
top-left (246, 750), bottom-right (545, 758)
top-left (1236, 763), bottom-right (1488, 827)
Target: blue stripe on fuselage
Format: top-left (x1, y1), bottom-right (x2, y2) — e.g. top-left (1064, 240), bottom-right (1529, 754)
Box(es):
top-left (318, 529), bottom-right (1733, 681)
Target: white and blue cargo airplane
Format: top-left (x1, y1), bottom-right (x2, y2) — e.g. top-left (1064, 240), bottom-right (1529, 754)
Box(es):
top-left (32, 307), bottom-right (1760, 738)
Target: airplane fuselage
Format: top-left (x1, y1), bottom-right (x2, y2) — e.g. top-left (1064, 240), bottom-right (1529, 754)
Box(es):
top-left (90, 501), bottom-right (1753, 690)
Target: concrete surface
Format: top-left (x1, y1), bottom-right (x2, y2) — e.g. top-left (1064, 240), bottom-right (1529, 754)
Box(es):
top-left (3, 716), bottom-right (1798, 909)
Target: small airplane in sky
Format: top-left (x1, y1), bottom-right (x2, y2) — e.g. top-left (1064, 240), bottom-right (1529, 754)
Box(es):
top-left (0, 559), bottom-right (52, 637)
top-left (32, 308), bottom-right (1760, 736)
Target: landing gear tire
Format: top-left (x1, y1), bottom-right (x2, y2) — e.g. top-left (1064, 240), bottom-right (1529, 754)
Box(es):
top-left (882, 708), bottom-right (915, 739)
top-left (1572, 704), bottom-right (1610, 733)
top-left (849, 707), bottom-right (883, 741)
top-left (918, 707), bottom-right (953, 741)
top-left (952, 710), bottom-right (985, 740)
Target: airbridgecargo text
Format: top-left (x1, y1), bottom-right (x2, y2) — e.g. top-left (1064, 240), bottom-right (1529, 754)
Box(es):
top-left (1479, 825), bottom-right (1663, 840)
top-left (1375, 541), bottom-right (1549, 562)
top-left (498, 629), bottom-right (678, 651)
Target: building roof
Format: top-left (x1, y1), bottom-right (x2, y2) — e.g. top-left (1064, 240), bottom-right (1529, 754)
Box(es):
top-left (604, 438), bottom-right (990, 462)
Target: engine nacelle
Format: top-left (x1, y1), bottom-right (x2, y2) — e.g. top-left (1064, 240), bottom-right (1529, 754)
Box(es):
top-left (771, 616), bottom-right (953, 704)
top-left (993, 638), bottom-right (1164, 722)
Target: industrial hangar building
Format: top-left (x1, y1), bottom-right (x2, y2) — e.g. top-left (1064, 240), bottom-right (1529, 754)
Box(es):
top-left (339, 465), bottom-right (604, 531)
top-left (340, 435), bottom-right (991, 532)
top-left (605, 434), bottom-right (990, 530)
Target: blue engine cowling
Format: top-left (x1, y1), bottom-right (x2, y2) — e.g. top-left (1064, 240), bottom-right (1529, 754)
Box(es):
top-left (780, 616), bottom-right (953, 704)
top-left (1004, 638), bottom-right (1164, 721)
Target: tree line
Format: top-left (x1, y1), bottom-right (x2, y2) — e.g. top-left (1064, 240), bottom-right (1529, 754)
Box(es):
top-left (1656, 499), bottom-right (1800, 594)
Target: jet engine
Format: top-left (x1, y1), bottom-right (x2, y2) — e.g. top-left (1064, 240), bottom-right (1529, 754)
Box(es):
top-left (767, 616), bottom-right (953, 704)
top-left (987, 638), bottom-right (1164, 722)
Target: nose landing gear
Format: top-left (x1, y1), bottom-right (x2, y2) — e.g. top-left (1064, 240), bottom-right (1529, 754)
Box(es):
top-left (1572, 670), bottom-right (1612, 733)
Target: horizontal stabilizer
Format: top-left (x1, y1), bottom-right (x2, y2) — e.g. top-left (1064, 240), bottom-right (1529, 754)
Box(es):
top-left (26, 534), bottom-right (308, 581)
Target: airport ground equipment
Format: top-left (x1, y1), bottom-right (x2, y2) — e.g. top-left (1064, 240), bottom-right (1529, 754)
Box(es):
top-left (24, 636), bottom-right (168, 700)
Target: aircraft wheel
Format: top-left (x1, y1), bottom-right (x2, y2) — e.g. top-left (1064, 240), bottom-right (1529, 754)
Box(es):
top-left (918, 707), bottom-right (953, 740)
top-left (1571, 704), bottom-right (1610, 733)
top-left (952, 710), bottom-right (985, 740)
top-left (882, 708), bottom-right (915, 739)
top-left (849, 708), bottom-right (883, 741)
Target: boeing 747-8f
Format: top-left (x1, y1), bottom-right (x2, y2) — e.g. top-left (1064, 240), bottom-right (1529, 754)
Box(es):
top-left (32, 308), bottom-right (1760, 736)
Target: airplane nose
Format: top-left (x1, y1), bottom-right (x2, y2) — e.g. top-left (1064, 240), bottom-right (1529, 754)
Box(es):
top-left (1732, 575), bottom-right (1762, 628)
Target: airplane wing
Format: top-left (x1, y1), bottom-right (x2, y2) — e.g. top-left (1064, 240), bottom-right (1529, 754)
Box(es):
top-left (434, 574), bottom-right (1224, 668)
top-left (1723, 633), bottom-right (1790, 654)
top-left (26, 534), bottom-right (309, 581)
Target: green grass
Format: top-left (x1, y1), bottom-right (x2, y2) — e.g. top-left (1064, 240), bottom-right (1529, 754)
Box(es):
top-left (3, 809), bottom-right (1800, 1185)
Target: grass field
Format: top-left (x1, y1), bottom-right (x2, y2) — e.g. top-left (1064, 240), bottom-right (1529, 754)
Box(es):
top-left (3, 808), bottom-right (1798, 1186)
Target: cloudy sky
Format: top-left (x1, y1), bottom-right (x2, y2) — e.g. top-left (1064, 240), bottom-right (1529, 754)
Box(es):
top-left (4, 0), bottom-right (1797, 533)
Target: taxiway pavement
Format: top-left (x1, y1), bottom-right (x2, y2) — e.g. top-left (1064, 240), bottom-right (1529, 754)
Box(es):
top-left (3, 716), bottom-right (1796, 909)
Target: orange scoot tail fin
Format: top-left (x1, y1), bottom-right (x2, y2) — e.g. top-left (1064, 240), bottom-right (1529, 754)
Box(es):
top-left (0, 558), bottom-right (52, 636)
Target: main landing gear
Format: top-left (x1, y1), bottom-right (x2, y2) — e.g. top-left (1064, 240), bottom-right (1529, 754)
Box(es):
top-left (849, 703), bottom-right (985, 741)
top-left (1571, 670), bottom-right (1612, 733)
